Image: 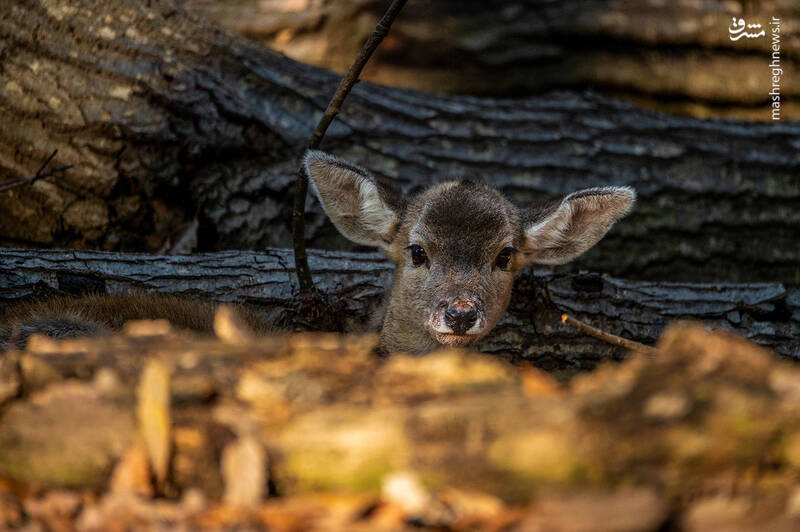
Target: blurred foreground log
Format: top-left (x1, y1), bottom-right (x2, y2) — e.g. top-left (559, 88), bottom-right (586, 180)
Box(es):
top-left (1, 248), bottom-right (797, 371)
top-left (2, 0), bottom-right (799, 281)
top-left (183, 0), bottom-right (800, 120)
top-left (1, 323), bottom-right (800, 530)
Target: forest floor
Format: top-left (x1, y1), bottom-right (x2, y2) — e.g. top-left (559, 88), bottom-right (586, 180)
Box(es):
top-left (1, 317), bottom-right (799, 531)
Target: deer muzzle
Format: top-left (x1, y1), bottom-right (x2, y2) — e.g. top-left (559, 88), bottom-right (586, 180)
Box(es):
top-left (430, 299), bottom-right (486, 346)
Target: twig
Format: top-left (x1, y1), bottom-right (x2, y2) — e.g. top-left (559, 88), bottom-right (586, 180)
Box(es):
top-left (291, 0), bottom-right (408, 297)
top-left (561, 314), bottom-right (658, 356)
top-left (0, 150), bottom-right (72, 192)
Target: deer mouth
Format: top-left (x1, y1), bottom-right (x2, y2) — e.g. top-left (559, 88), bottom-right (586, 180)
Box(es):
top-left (434, 332), bottom-right (482, 347)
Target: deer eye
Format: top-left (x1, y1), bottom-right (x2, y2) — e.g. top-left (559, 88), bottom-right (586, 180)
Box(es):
top-left (494, 246), bottom-right (517, 270)
top-left (407, 244), bottom-right (429, 267)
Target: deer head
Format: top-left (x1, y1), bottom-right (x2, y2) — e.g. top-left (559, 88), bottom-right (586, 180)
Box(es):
top-left (304, 151), bottom-right (635, 354)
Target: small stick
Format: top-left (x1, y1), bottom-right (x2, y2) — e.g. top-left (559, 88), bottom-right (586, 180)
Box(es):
top-left (291, 0), bottom-right (408, 296)
top-left (561, 313), bottom-right (658, 356)
top-left (0, 149), bottom-right (72, 192)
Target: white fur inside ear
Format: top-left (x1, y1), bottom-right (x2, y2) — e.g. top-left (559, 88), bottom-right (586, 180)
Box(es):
top-left (303, 150), bottom-right (398, 248)
top-left (564, 186), bottom-right (635, 219)
top-left (523, 186), bottom-right (635, 266)
top-left (358, 178), bottom-right (395, 237)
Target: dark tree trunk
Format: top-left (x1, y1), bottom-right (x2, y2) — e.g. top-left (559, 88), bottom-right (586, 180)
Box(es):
top-left (1, 0), bottom-right (798, 282)
top-left (1, 248), bottom-right (797, 373)
top-left (180, 0), bottom-right (800, 120)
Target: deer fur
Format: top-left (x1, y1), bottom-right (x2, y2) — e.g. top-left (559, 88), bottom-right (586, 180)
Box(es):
top-left (304, 150), bottom-right (635, 355)
top-left (0, 293), bottom-right (271, 350)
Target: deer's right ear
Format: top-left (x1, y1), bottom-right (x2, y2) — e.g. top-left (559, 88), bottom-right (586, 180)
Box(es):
top-left (303, 150), bottom-right (401, 250)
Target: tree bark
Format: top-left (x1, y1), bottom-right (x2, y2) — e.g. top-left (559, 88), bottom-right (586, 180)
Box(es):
top-left (1, 0), bottom-right (798, 282)
top-left (180, 0), bottom-right (800, 120)
top-left (1, 248), bottom-right (797, 372)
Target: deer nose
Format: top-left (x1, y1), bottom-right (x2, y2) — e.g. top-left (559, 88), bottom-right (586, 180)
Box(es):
top-left (444, 302), bottom-right (478, 335)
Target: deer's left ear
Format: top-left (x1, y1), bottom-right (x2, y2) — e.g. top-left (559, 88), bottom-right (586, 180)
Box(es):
top-left (520, 186), bottom-right (635, 266)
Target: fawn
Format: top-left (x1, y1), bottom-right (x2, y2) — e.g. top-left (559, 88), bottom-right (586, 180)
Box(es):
top-left (1, 152), bottom-right (633, 355)
top-left (303, 150), bottom-right (635, 354)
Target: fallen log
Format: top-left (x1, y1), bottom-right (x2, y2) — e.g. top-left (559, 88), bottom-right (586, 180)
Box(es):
top-left (1, 248), bottom-right (797, 371)
top-left (182, 0), bottom-right (800, 119)
top-left (1, 0), bottom-right (799, 281)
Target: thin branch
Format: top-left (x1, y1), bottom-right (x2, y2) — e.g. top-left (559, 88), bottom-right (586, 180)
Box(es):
top-left (561, 314), bottom-right (658, 356)
top-left (292, 0), bottom-right (408, 297)
top-left (0, 150), bottom-right (72, 192)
